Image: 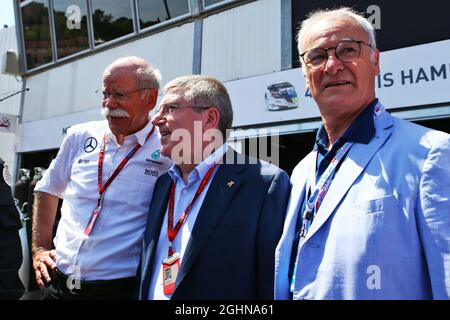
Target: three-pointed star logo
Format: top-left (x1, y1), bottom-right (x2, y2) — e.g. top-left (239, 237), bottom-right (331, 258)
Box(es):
top-left (84, 137), bottom-right (98, 153)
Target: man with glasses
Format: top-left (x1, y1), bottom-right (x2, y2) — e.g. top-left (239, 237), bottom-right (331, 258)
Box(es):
top-left (137, 75), bottom-right (290, 299)
top-left (31, 56), bottom-right (172, 299)
top-left (275, 8), bottom-right (450, 299)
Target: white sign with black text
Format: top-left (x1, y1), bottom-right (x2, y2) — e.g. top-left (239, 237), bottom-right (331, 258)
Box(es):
top-left (225, 39), bottom-right (450, 127)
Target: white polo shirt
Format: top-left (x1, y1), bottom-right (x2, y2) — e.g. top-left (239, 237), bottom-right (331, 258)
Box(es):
top-left (35, 120), bottom-right (172, 280)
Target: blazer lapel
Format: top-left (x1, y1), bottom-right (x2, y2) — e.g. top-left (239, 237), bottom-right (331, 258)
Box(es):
top-left (173, 150), bottom-right (246, 291)
top-left (302, 111), bottom-right (394, 245)
top-left (140, 174), bottom-right (172, 299)
top-left (275, 154), bottom-right (311, 299)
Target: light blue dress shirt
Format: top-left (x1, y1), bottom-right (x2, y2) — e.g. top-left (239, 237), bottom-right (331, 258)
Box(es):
top-left (148, 144), bottom-right (228, 300)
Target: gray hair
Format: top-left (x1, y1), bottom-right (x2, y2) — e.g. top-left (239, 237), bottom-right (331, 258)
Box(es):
top-left (297, 7), bottom-right (376, 60)
top-left (104, 56), bottom-right (161, 91)
top-left (163, 75), bottom-right (233, 139)
top-left (136, 64), bottom-right (161, 91)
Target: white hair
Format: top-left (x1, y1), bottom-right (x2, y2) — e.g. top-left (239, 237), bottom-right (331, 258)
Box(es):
top-left (297, 7), bottom-right (377, 60)
top-left (104, 56), bottom-right (161, 91)
top-left (136, 64), bottom-right (161, 91)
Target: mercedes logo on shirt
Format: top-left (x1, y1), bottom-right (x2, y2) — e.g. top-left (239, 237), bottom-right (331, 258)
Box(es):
top-left (84, 137), bottom-right (98, 153)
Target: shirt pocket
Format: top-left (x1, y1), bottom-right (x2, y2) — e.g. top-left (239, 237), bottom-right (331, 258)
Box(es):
top-left (332, 195), bottom-right (401, 247)
top-left (129, 179), bottom-right (156, 207)
top-left (109, 176), bottom-right (156, 208)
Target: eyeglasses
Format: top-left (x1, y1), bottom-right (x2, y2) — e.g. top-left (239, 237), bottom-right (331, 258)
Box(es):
top-left (96, 87), bottom-right (150, 103)
top-left (156, 103), bottom-right (209, 117)
top-left (300, 40), bottom-right (373, 69)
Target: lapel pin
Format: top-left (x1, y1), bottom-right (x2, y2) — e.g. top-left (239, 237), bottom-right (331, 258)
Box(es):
top-left (227, 181), bottom-right (235, 188)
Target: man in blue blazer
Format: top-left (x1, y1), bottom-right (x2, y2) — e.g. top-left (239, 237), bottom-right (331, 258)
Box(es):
top-left (138, 75), bottom-right (290, 300)
top-left (275, 7), bottom-right (450, 299)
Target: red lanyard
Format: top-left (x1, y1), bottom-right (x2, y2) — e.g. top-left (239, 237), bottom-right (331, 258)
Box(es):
top-left (84, 126), bottom-right (155, 236)
top-left (167, 164), bottom-right (218, 257)
top-left (98, 126), bottom-right (155, 198)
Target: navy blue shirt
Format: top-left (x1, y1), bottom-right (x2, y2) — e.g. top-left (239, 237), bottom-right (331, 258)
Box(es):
top-left (315, 99), bottom-right (377, 181)
top-left (288, 98), bottom-right (379, 282)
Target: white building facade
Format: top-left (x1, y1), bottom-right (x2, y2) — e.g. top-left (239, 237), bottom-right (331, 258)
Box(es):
top-left (0, 26), bottom-right (22, 174)
top-left (7, 0), bottom-right (450, 175)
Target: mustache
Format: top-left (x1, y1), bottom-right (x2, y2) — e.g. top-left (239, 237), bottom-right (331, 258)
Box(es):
top-left (101, 107), bottom-right (130, 118)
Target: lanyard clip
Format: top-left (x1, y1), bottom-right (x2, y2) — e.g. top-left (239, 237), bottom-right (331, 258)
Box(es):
top-left (299, 227), bottom-right (307, 238)
top-left (304, 209), bottom-right (314, 221)
top-left (168, 242), bottom-right (174, 257)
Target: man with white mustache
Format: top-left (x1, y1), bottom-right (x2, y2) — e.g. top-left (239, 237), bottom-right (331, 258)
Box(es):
top-left (31, 56), bottom-right (172, 299)
top-left (101, 107), bottom-right (130, 118)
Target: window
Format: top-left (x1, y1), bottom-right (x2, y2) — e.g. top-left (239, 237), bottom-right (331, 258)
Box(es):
top-left (137, 0), bottom-right (189, 30)
top-left (53, 0), bottom-right (89, 59)
top-left (18, 0), bottom-right (243, 71)
top-left (204, 0), bottom-right (227, 7)
top-left (91, 0), bottom-right (134, 46)
top-left (21, 0), bottom-right (53, 69)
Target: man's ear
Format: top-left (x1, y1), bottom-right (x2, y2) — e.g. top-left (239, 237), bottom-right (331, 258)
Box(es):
top-left (203, 107), bottom-right (220, 131)
top-left (372, 48), bottom-right (380, 76)
top-left (302, 69), bottom-right (310, 89)
top-left (146, 89), bottom-right (158, 109)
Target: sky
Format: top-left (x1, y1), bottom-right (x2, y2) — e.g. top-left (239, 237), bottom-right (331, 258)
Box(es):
top-left (0, 0), bottom-right (15, 28)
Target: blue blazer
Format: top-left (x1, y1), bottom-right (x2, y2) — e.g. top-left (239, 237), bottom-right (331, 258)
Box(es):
top-left (138, 150), bottom-right (291, 299)
top-left (275, 108), bottom-right (450, 299)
